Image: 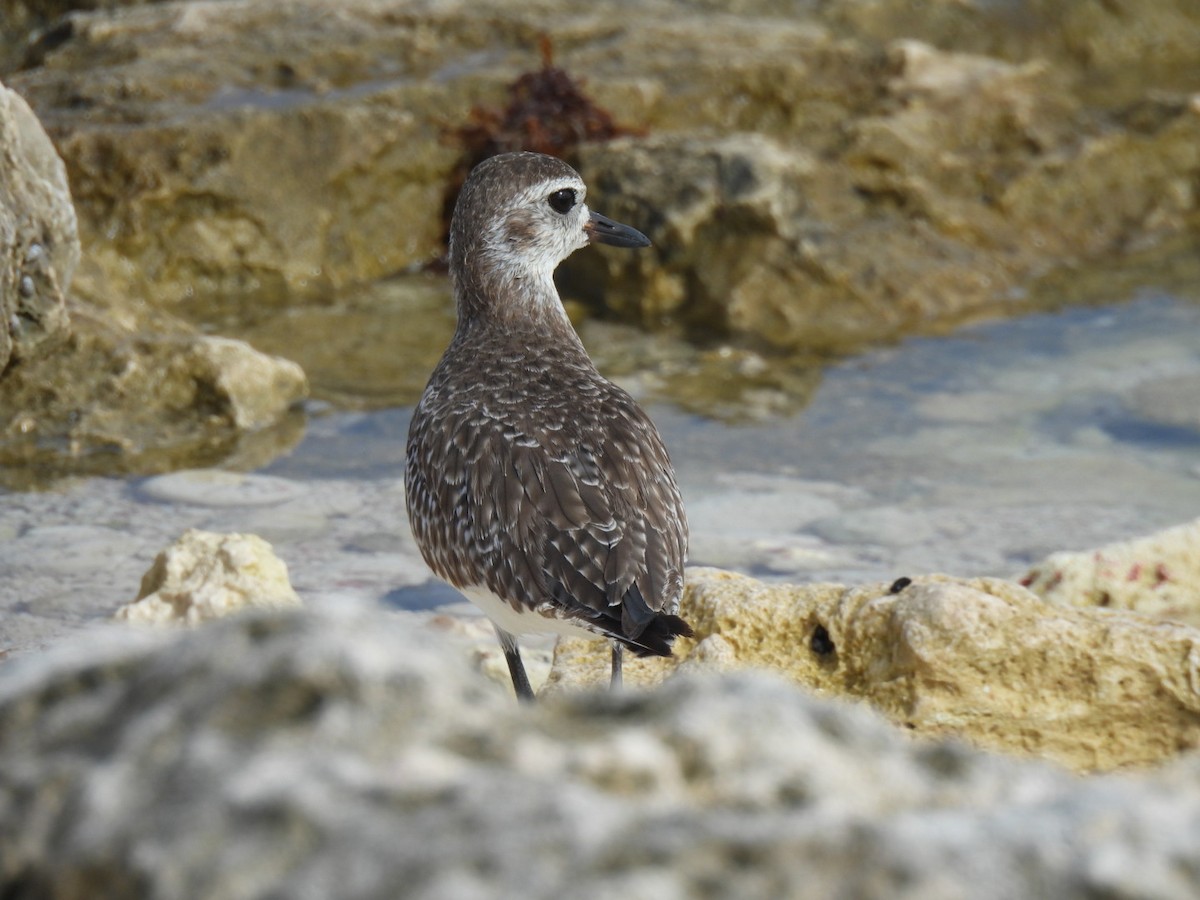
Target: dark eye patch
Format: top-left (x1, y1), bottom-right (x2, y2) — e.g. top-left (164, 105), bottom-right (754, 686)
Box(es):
top-left (548, 188), bottom-right (576, 214)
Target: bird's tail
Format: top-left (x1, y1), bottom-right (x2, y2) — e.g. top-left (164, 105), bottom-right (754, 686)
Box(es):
top-left (622, 612), bottom-right (694, 658)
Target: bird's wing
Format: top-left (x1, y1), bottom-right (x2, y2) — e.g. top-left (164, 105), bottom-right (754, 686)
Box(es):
top-left (470, 390), bottom-right (687, 643)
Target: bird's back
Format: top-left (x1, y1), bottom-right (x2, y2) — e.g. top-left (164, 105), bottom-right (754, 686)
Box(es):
top-left (405, 324), bottom-right (688, 654)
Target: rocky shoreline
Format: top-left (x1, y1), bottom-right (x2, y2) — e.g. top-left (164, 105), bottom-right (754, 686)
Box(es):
top-left (5, 508), bottom-right (1200, 896)
top-left (1, 0), bottom-right (1199, 475)
top-left (2, 1), bottom-right (1200, 895)
top-left (5, 545), bottom-right (1200, 897)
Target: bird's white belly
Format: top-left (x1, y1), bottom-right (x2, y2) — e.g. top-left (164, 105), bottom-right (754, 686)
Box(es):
top-left (459, 585), bottom-right (602, 641)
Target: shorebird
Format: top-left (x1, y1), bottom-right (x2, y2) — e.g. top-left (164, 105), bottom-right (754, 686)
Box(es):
top-left (405, 151), bottom-right (691, 701)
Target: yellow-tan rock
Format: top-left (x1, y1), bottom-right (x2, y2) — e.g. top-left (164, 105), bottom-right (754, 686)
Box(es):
top-left (116, 529), bottom-right (301, 625)
top-left (1022, 517), bottom-right (1200, 625)
top-left (548, 568), bottom-right (1200, 771)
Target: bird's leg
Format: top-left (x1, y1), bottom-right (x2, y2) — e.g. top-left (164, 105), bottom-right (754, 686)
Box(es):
top-left (610, 641), bottom-right (623, 691)
top-left (494, 625), bottom-right (535, 703)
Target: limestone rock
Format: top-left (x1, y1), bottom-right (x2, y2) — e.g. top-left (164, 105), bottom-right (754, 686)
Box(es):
top-left (568, 39), bottom-right (1200, 350)
top-left (4, 603), bottom-right (1200, 898)
top-left (1022, 518), bottom-right (1200, 625)
top-left (5, 1), bottom-right (1199, 356)
top-left (0, 79), bottom-right (76, 369)
top-left (180, 335), bottom-right (308, 431)
top-left (571, 123), bottom-right (1027, 352)
top-left (0, 302), bottom-right (308, 485)
top-left (824, 0), bottom-right (1200, 107)
top-left (549, 568), bottom-right (1200, 771)
top-left (116, 528), bottom-right (301, 625)
top-left (0, 76), bottom-right (307, 483)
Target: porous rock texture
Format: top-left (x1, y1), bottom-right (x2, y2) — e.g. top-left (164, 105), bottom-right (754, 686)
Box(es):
top-left (4, 0), bottom-right (1198, 349)
top-left (1023, 517), bottom-right (1200, 625)
top-left (115, 528), bottom-right (302, 625)
top-left (549, 568), bottom-right (1200, 772)
top-left (5, 603), bottom-right (1200, 899)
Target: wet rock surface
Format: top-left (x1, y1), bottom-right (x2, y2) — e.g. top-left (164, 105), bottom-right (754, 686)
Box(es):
top-left (6, 603), bottom-right (1200, 899)
top-left (0, 303), bottom-right (309, 485)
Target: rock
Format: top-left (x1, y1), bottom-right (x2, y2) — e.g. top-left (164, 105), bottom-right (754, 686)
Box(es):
top-left (0, 300), bottom-right (308, 485)
top-left (1022, 518), bottom-right (1200, 625)
top-left (569, 40), bottom-right (1200, 350)
top-left (4, 1), bottom-right (1198, 358)
top-left (1001, 95), bottom-right (1200, 259)
top-left (0, 79), bottom-right (77, 369)
top-left (182, 336), bottom-right (308, 430)
top-left (115, 528), bottom-right (302, 625)
top-left (824, 0), bottom-right (1200, 107)
top-left (4, 602), bottom-right (1200, 898)
top-left (0, 77), bottom-right (307, 484)
top-left (549, 568), bottom-right (1200, 771)
top-left (568, 133), bottom-right (835, 344)
top-left (11, 0), bottom-right (469, 310)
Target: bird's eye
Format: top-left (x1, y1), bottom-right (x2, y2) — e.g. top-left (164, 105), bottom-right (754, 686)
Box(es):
top-left (548, 188), bottom-right (576, 214)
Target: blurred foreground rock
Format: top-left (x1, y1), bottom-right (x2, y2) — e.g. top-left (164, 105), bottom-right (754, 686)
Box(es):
top-left (551, 566), bottom-right (1200, 771)
top-left (116, 528), bottom-right (301, 625)
top-left (5, 603), bottom-right (1200, 899)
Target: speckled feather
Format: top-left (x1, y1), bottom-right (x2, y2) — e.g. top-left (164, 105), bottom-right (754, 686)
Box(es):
top-left (405, 152), bottom-right (690, 656)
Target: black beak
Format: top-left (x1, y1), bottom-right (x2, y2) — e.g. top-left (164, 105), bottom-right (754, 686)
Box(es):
top-left (585, 210), bottom-right (651, 249)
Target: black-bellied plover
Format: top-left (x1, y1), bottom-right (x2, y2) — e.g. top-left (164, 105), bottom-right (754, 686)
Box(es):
top-left (406, 151), bottom-right (692, 701)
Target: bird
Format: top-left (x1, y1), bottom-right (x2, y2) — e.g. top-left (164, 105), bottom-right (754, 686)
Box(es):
top-left (405, 151), bottom-right (692, 702)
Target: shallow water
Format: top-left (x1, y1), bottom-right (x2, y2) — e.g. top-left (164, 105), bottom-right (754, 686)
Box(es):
top-left (259, 289), bottom-right (1200, 581)
top-left (1, 264), bottom-right (1198, 657)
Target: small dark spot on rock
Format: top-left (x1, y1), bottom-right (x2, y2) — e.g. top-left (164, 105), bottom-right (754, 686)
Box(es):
top-left (889, 576), bottom-right (912, 594)
top-left (1098, 591), bottom-right (1112, 607)
top-left (810, 624), bottom-right (835, 656)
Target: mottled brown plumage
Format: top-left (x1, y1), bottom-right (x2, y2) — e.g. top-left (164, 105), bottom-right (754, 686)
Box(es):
top-left (405, 152), bottom-right (690, 700)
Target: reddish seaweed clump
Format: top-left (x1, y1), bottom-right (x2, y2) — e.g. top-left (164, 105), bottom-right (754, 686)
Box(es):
top-left (457, 37), bottom-right (635, 162)
top-left (437, 37), bottom-right (641, 258)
